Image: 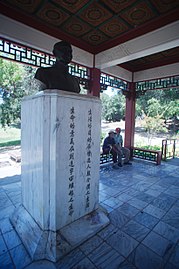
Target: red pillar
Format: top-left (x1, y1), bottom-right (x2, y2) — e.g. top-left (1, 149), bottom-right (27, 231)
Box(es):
top-left (88, 68), bottom-right (101, 97)
top-left (124, 81), bottom-right (136, 149)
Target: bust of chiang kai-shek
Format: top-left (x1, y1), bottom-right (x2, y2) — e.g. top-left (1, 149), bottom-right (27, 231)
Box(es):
top-left (34, 41), bottom-right (81, 94)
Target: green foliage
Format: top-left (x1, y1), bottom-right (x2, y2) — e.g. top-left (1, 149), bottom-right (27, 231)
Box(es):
top-left (136, 89), bottom-right (179, 119)
top-left (0, 125), bottom-right (21, 147)
top-left (140, 145), bottom-right (161, 151)
top-left (101, 91), bottom-right (125, 122)
top-left (136, 89), bottom-right (179, 135)
top-left (0, 59), bottom-right (37, 127)
top-left (100, 131), bottom-right (106, 145)
top-left (0, 140), bottom-right (20, 148)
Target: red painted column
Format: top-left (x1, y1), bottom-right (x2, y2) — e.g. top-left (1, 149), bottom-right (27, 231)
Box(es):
top-left (88, 68), bottom-right (101, 97)
top-left (124, 81), bottom-right (136, 149)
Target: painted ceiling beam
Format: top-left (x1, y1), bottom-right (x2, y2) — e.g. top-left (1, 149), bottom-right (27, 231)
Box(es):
top-left (95, 21), bottom-right (179, 69)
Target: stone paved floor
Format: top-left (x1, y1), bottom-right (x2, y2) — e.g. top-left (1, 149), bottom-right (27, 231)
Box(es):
top-left (0, 158), bottom-right (179, 269)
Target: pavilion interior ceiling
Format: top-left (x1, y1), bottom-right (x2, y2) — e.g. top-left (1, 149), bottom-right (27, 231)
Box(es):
top-left (1, 0), bottom-right (179, 72)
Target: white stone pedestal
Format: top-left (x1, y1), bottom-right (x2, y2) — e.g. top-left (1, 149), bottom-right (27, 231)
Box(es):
top-left (11, 90), bottom-right (109, 262)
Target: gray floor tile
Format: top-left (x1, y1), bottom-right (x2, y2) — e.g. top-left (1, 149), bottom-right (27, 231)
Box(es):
top-left (25, 260), bottom-right (56, 269)
top-left (72, 257), bottom-right (97, 269)
top-left (122, 220), bottom-right (150, 242)
top-left (99, 191), bottom-right (110, 202)
top-left (150, 196), bottom-right (176, 211)
top-left (100, 202), bottom-right (113, 213)
top-left (88, 242), bottom-right (124, 269)
top-left (116, 193), bottom-right (133, 202)
top-left (57, 248), bottom-right (85, 269)
top-left (128, 243), bottom-right (163, 269)
top-left (164, 262), bottom-right (178, 269)
top-left (79, 235), bottom-right (103, 256)
top-left (134, 211), bottom-right (159, 229)
top-left (10, 193), bottom-right (21, 206)
top-left (10, 244), bottom-right (32, 269)
top-left (124, 188), bottom-right (141, 197)
top-left (3, 230), bottom-right (22, 250)
top-left (2, 183), bottom-right (21, 193)
top-left (169, 243), bottom-right (179, 268)
top-left (127, 197), bottom-right (148, 210)
top-left (99, 183), bottom-right (108, 191)
top-left (106, 230), bottom-right (139, 257)
top-left (153, 221), bottom-right (179, 243)
top-left (162, 204), bottom-right (179, 229)
top-left (142, 231), bottom-right (175, 258)
top-left (117, 203), bottom-right (140, 219)
top-left (0, 218), bottom-right (14, 234)
top-left (102, 186), bottom-right (122, 196)
top-left (145, 189), bottom-right (161, 197)
top-left (132, 181), bottom-right (153, 192)
top-left (158, 193), bottom-right (176, 205)
top-left (118, 260), bottom-right (137, 269)
top-left (0, 205), bottom-right (15, 221)
top-left (164, 185), bottom-right (179, 198)
top-left (143, 204), bottom-right (166, 219)
top-left (0, 194), bottom-right (13, 210)
top-left (135, 192), bottom-right (155, 203)
top-left (0, 251), bottom-right (15, 269)
top-left (97, 223), bottom-right (118, 240)
top-left (0, 235), bottom-right (8, 256)
top-left (149, 183), bottom-right (169, 192)
top-left (103, 196), bottom-right (123, 209)
top-left (0, 156), bottom-right (178, 267)
top-left (109, 209), bottom-right (130, 228)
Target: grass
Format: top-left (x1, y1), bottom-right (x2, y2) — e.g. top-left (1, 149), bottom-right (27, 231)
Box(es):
top-left (0, 126), bottom-right (21, 147)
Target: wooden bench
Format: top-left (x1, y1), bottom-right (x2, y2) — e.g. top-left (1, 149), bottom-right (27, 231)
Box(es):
top-left (131, 147), bottom-right (162, 165)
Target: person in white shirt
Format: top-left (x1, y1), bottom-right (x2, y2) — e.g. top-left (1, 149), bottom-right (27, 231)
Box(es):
top-left (114, 127), bottom-right (132, 165)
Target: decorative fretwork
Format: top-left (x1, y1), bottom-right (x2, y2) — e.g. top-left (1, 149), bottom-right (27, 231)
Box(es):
top-left (100, 72), bottom-right (128, 92)
top-left (69, 62), bottom-right (90, 80)
top-left (131, 147), bottom-right (162, 165)
top-left (69, 62), bottom-right (90, 91)
top-left (0, 37), bottom-right (90, 90)
top-left (136, 76), bottom-right (179, 92)
top-left (100, 153), bottom-right (113, 164)
top-left (0, 38), bottom-right (56, 67)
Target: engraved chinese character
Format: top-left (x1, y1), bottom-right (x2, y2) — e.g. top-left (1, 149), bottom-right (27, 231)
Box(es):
top-left (69, 182), bottom-right (74, 189)
top-left (69, 175), bottom-right (74, 181)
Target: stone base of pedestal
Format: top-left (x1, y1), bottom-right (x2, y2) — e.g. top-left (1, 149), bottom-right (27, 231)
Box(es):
top-left (11, 205), bottom-right (109, 262)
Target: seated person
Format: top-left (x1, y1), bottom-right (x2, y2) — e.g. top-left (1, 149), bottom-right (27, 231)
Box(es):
top-left (115, 127), bottom-right (132, 165)
top-left (34, 41), bottom-right (81, 93)
top-left (102, 130), bottom-right (123, 168)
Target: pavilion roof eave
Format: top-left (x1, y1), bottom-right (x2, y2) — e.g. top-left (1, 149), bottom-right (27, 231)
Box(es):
top-left (134, 62), bottom-right (179, 82)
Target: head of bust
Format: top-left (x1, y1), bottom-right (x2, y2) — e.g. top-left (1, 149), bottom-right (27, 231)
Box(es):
top-left (53, 41), bottom-right (72, 65)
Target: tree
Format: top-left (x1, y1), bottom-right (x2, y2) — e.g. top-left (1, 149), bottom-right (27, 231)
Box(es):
top-left (0, 59), bottom-right (37, 127)
top-left (142, 115), bottom-right (167, 145)
top-left (101, 91), bottom-right (125, 122)
top-left (141, 98), bottom-right (169, 144)
top-left (136, 88), bottom-right (179, 134)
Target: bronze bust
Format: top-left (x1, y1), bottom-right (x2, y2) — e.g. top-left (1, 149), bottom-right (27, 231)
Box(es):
top-left (34, 41), bottom-right (81, 93)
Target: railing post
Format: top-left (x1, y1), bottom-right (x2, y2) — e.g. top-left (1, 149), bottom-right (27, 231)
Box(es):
top-left (173, 139), bottom-right (176, 158)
